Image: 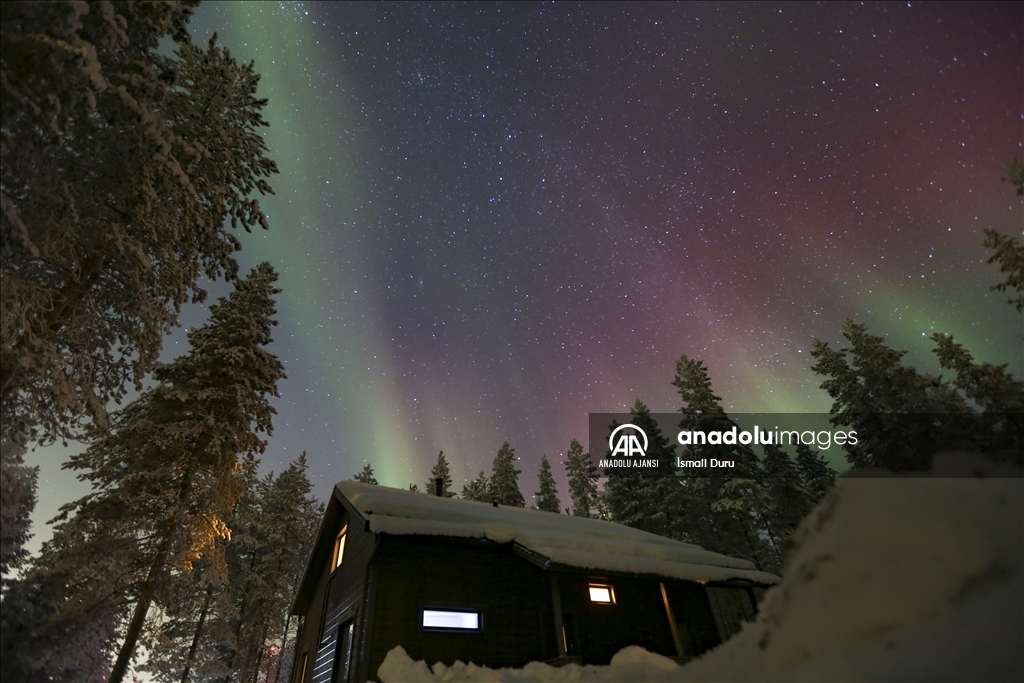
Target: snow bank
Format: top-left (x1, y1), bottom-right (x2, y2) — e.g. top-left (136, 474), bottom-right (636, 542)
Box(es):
top-left (377, 645), bottom-right (679, 682)
top-left (337, 480), bottom-right (779, 585)
top-left (374, 454), bottom-right (1023, 682)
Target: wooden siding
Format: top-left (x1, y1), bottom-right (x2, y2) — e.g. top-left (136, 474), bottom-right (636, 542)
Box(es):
top-left (557, 572), bottom-right (680, 664)
top-left (706, 585), bottom-right (757, 642)
top-left (292, 496), bottom-right (378, 683)
top-left (662, 580), bottom-right (723, 655)
top-left (365, 536), bottom-right (553, 676)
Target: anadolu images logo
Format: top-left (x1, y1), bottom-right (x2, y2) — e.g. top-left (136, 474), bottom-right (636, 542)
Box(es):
top-left (608, 423), bottom-right (648, 458)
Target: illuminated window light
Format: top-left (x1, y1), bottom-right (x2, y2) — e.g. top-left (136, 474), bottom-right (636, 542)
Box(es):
top-left (589, 584), bottom-right (615, 603)
top-left (422, 609), bottom-right (481, 630)
top-left (332, 525), bottom-right (347, 572)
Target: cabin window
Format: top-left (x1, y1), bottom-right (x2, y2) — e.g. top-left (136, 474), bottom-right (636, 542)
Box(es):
top-left (332, 525), bottom-right (348, 572)
top-left (421, 609), bottom-right (482, 631)
top-left (588, 583), bottom-right (615, 604)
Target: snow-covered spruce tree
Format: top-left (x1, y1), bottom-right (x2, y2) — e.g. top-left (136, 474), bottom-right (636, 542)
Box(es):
top-left (203, 454), bottom-right (324, 683)
top-left (673, 355), bottom-right (776, 570)
top-left (10, 263), bottom-right (285, 683)
top-left (1, 1), bottom-right (278, 446)
top-left (266, 458), bottom-right (324, 683)
top-left (461, 472), bottom-right (490, 502)
top-left (139, 459), bottom-right (259, 683)
top-left (353, 463), bottom-right (378, 485)
top-left (425, 451), bottom-right (455, 497)
top-left (564, 438), bottom-right (598, 517)
top-left (533, 455), bottom-right (561, 513)
top-left (794, 442), bottom-right (837, 507)
top-left (0, 435), bottom-right (37, 587)
top-left (488, 442), bottom-right (525, 507)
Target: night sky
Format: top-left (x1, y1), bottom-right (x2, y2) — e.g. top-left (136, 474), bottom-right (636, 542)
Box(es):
top-left (29, 1), bottom-right (1024, 535)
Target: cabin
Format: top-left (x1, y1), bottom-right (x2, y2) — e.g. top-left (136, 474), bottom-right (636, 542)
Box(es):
top-left (289, 481), bottom-right (779, 683)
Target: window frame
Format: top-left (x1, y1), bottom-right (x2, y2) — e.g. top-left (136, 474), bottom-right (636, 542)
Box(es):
top-left (331, 524), bottom-right (348, 573)
top-left (588, 583), bottom-right (616, 604)
top-left (420, 608), bottom-right (484, 632)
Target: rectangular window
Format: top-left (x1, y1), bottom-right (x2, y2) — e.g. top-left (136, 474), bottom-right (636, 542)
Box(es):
top-left (332, 525), bottom-right (347, 572)
top-left (588, 584), bottom-right (615, 604)
top-left (421, 609), bottom-right (481, 631)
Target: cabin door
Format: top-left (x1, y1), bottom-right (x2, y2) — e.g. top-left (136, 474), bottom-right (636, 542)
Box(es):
top-left (331, 619), bottom-right (355, 683)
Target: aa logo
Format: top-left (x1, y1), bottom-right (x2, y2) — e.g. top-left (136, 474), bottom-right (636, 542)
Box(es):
top-left (608, 424), bottom-right (648, 458)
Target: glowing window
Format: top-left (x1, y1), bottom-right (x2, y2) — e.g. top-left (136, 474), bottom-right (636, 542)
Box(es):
top-left (589, 584), bottom-right (615, 603)
top-left (332, 525), bottom-right (347, 572)
top-left (421, 609), bottom-right (481, 630)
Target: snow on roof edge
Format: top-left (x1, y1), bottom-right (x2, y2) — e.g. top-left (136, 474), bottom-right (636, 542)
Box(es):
top-left (336, 480), bottom-right (780, 586)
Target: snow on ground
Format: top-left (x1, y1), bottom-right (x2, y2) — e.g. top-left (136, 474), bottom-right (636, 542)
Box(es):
top-left (375, 454), bottom-right (1023, 682)
top-left (337, 480), bottom-right (779, 585)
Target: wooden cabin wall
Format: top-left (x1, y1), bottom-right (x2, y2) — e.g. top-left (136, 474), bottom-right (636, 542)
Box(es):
top-left (557, 572), bottom-right (679, 664)
top-left (705, 585), bottom-right (758, 643)
top-left (662, 580), bottom-right (724, 655)
top-left (292, 505), bottom-right (378, 683)
top-left (364, 536), bottom-right (552, 676)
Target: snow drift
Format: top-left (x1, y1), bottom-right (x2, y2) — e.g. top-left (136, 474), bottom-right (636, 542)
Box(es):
top-left (375, 454), bottom-right (1023, 682)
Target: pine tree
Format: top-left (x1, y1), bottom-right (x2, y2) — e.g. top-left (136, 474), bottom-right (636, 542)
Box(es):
top-left (984, 230), bottom-right (1024, 312)
top-left (488, 442), bottom-right (525, 507)
top-left (534, 455), bottom-right (561, 512)
top-left (142, 455), bottom-right (323, 683)
top-left (461, 472), bottom-right (490, 502)
top-left (794, 443), bottom-right (837, 506)
top-left (811, 319), bottom-right (972, 471)
top-left (7, 263), bottom-right (285, 683)
top-left (673, 355), bottom-right (776, 569)
top-left (761, 443), bottom-right (813, 553)
top-left (604, 401), bottom-right (684, 540)
top-left (983, 160), bottom-right (1024, 311)
top-left (353, 464), bottom-right (378, 485)
top-left (1, 5), bottom-right (279, 445)
top-left (425, 451), bottom-right (455, 497)
top-left (564, 439), bottom-right (598, 517)
top-left (932, 333), bottom-right (1024, 415)
top-left (217, 455), bottom-right (323, 683)
top-left (0, 436), bottom-right (36, 587)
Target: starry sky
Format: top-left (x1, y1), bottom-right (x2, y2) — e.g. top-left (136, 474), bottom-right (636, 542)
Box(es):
top-left (28, 1), bottom-right (1024, 533)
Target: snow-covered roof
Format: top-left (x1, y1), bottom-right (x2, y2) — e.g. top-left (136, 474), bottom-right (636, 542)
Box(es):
top-left (336, 481), bottom-right (779, 586)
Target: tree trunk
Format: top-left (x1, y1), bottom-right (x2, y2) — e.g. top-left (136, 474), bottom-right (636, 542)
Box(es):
top-left (249, 622), bottom-right (268, 683)
top-left (181, 584), bottom-right (215, 683)
top-left (110, 467), bottom-right (193, 683)
top-left (108, 530), bottom-right (173, 683)
top-left (273, 613), bottom-right (292, 683)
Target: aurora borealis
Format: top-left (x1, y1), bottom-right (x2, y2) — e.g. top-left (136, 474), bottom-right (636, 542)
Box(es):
top-left (31, 1), bottom-right (1024, 519)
